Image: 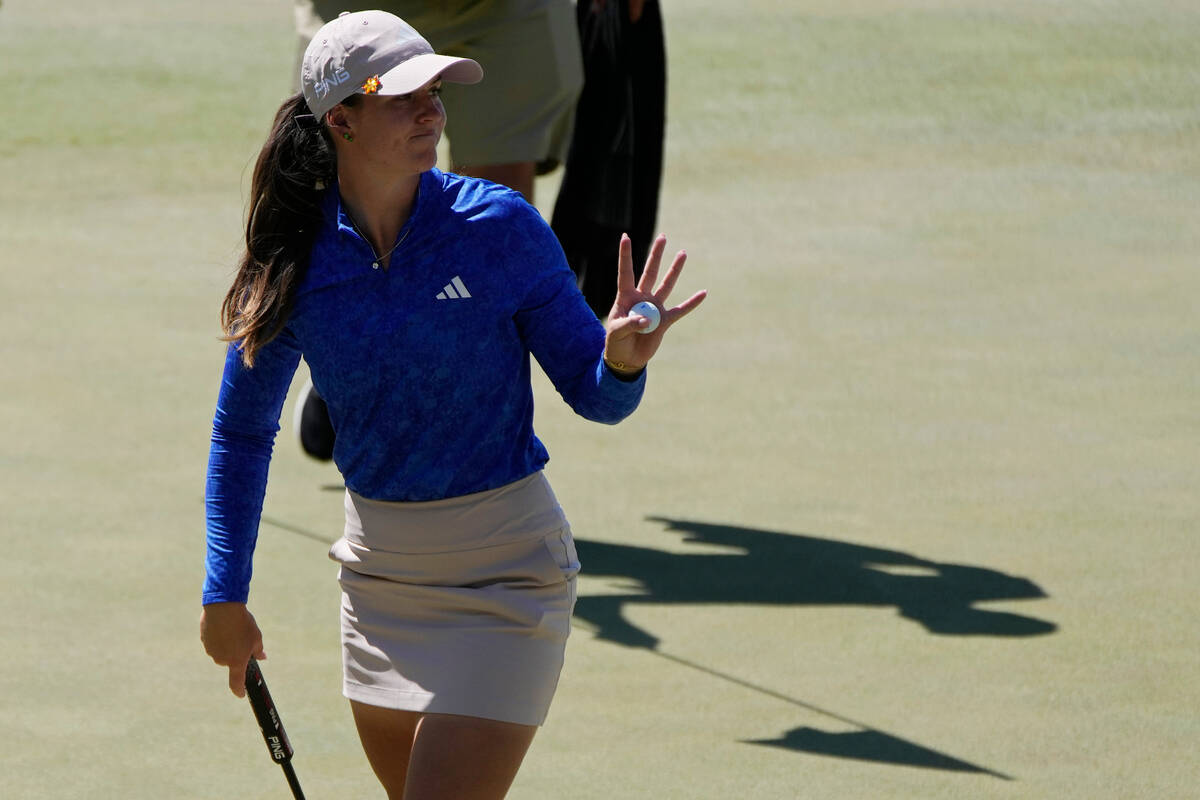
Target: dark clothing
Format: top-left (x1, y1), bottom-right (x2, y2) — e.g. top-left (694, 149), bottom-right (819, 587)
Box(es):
top-left (551, 0), bottom-right (666, 318)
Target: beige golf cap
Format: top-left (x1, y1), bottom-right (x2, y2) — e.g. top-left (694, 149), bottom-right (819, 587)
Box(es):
top-left (301, 10), bottom-right (483, 120)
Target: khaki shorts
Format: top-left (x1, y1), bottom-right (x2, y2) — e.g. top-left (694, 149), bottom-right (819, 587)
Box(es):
top-left (294, 0), bottom-right (583, 172)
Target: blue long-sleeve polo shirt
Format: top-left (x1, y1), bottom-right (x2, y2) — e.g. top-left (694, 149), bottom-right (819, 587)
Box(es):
top-left (203, 169), bottom-right (644, 604)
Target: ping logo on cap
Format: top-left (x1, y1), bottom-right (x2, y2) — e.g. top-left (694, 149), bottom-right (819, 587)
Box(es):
top-left (313, 69), bottom-right (352, 99)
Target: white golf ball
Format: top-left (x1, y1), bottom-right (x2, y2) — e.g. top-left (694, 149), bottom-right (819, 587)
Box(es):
top-left (630, 301), bottom-right (661, 334)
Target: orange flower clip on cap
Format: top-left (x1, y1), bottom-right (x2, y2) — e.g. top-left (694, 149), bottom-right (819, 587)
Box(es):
top-left (300, 11), bottom-right (483, 120)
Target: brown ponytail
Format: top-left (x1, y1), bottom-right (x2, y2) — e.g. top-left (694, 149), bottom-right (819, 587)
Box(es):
top-left (220, 92), bottom-right (335, 367)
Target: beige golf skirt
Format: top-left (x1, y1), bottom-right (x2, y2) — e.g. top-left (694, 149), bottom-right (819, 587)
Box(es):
top-left (329, 472), bottom-right (579, 726)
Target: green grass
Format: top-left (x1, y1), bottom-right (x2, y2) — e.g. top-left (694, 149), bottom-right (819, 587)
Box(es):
top-left (2, 1), bottom-right (1198, 798)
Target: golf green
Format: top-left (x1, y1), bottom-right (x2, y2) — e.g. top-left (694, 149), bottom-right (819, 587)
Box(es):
top-left (1, 1), bottom-right (1196, 797)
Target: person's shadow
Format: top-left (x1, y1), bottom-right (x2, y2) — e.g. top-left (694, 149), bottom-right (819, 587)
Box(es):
top-left (574, 516), bottom-right (1055, 648)
top-left (572, 517), bottom-right (1056, 778)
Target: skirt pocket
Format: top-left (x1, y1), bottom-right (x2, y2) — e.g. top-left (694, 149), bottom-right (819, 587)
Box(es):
top-left (540, 526), bottom-right (581, 580)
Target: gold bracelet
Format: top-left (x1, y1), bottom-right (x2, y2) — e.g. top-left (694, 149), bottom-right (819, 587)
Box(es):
top-left (603, 354), bottom-right (645, 377)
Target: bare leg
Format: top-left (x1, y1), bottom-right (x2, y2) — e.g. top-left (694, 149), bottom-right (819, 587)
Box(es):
top-left (457, 162), bottom-right (536, 202)
top-left (351, 702), bottom-right (420, 799)
top-left (404, 713), bottom-right (537, 800)
top-left (351, 702), bottom-right (538, 800)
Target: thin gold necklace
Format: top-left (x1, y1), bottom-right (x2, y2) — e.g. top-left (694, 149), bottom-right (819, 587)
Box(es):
top-left (343, 206), bottom-right (409, 270)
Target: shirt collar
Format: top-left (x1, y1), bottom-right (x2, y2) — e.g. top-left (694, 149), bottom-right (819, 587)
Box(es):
top-left (324, 172), bottom-right (434, 243)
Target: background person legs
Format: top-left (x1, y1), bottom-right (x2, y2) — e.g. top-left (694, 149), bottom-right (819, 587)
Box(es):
top-left (551, 0), bottom-right (666, 319)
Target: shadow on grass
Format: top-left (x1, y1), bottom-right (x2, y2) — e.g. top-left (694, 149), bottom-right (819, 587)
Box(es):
top-left (571, 517), bottom-right (1053, 779)
top-left (574, 516), bottom-right (1056, 649)
top-left (745, 727), bottom-right (1006, 776)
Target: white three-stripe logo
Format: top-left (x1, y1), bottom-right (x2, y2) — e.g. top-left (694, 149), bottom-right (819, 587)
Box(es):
top-left (436, 276), bottom-right (472, 300)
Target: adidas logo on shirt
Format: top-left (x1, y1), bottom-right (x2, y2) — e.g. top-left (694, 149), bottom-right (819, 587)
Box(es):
top-left (436, 276), bottom-right (472, 300)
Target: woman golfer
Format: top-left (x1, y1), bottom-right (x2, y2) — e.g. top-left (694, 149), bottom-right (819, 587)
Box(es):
top-left (200, 10), bottom-right (704, 799)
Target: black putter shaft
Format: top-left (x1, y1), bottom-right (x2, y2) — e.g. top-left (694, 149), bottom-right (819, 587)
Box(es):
top-left (244, 658), bottom-right (307, 800)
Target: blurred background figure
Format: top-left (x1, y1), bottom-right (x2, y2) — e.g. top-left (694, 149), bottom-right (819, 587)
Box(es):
top-left (553, 0), bottom-right (666, 318)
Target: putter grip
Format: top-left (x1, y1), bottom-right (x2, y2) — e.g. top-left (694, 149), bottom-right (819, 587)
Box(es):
top-left (245, 658), bottom-right (295, 764)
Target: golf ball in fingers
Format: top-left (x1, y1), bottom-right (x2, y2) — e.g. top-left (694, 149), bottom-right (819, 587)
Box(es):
top-left (630, 301), bottom-right (661, 334)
